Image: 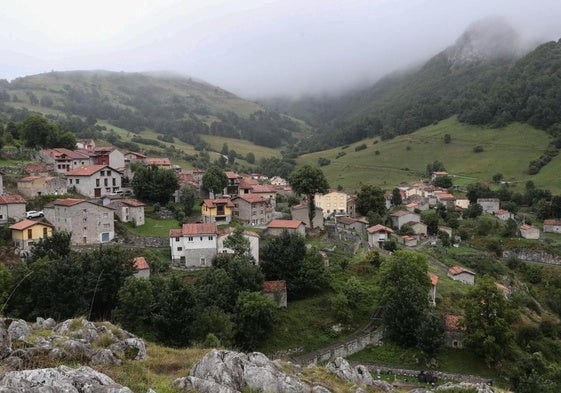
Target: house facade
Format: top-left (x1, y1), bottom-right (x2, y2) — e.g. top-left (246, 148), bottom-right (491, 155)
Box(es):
top-left (477, 198), bottom-right (500, 214)
top-left (232, 194), bottom-right (271, 225)
top-left (217, 227), bottom-right (260, 264)
top-left (443, 314), bottom-right (466, 349)
top-left (447, 266), bottom-right (476, 285)
top-left (428, 273), bottom-right (438, 307)
top-left (66, 165), bottom-right (122, 198)
top-left (44, 198), bottom-right (115, 245)
top-left (39, 148), bottom-right (92, 174)
top-left (201, 198), bottom-right (234, 224)
top-left (390, 210), bottom-right (420, 229)
top-left (169, 223), bottom-right (218, 268)
top-left (520, 224), bottom-right (540, 239)
top-left (133, 256), bottom-right (150, 279)
top-left (314, 191), bottom-right (348, 217)
top-left (367, 224), bottom-right (394, 248)
top-left (110, 199), bottom-right (145, 226)
top-left (0, 195), bottom-right (27, 224)
top-left (9, 219), bottom-right (54, 252)
top-left (291, 203), bottom-right (324, 229)
top-left (544, 219), bottom-right (561, 233)
top-left (263, 280), bottom-right (288, 308)
top-left (17, 176), bottom-right (67, 198)
top-left (266, 220), bottom-right (306, 237)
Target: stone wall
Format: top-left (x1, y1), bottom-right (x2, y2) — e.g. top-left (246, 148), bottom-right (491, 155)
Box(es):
top-left (503, 248), bottom-right (561, 266)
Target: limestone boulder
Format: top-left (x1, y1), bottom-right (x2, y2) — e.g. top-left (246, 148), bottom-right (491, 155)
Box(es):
top-left (0, 325), bottom-right (11, 359)
top-left (7, 319), bottom-right (31, 341)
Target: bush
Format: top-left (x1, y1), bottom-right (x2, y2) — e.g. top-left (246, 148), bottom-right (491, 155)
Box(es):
top-left (354, 143), bottom-right (367, 152)
top-left (318, 157), bottom-right (331, 166)
top-left (473, 145), bottom-right (484, 153)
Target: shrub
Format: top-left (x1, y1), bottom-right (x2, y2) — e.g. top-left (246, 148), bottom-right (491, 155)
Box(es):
top-left (473, 145), bottom-right (484, 153)
top-left (354, 143), bottom-right (367, 152)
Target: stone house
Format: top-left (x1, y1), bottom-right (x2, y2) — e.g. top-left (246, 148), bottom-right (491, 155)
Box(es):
top-left (39, 148), bottom-right (92, 174)
top-left (398, 235), bottom-right (417, 247)
top-left (346, 195), bottom-right (357, 217)
top-left (270, 176), bottom-right (288, 186)
top-left (520, 224), bottom-right (540, 240)
top-left (409, 222), bottom-right (428, 236)
top-left (266, 220), bottom-right (306, 237)
top-left (24, 162), bottom-right (53, 176)
top-left (447, 266), bottom-right (476, 285)
top-left (291, 203), bottom-right (324, 229)
top-left (390, 210), bottom-right (420, 229)
top-left (80, 147), bottom-right (126, 172)
top-left (544, 219), bottom-right (561, 233)
top-left (336, 216), bottom-right (367, 232)
top-left (217, 227), bottom-right (260, 264)
top-left (263, 280), bottom-right (288, 308)
top-left (443, 314), bottom-right (466, 349)
top-left (9, 219), bottom-right (54, 253)
top-left (145, 157), bottom-right (171, 169)
top-left (250, 184), bottom-right (277, 208)
top-left (314, 191), bottom-right (349, 217)
top-left (124, 151), bottom-right (147, 164)
top-left (169, 223), bottom-right (218, 268)
top-left (17, 175), bottom-right (67, 198)
top-left (428, 272), bottom-right (438, 307)
top-left (66, 165), bottom-right (122, 198)
top-left (44, 198), bottom-right (115, 245)
top-left (232, 194), bottom-right (271, 225)
top-left (455, 197), bottom-right (470, 210)
top-left (201, 198), bottom-right (234, 224)
top-left (76, 139), bottom-right (95, 150)
top-left (367, 224), bottom-right (394, 248)
top-left (477, 198), bottom-right (500, 214)
top-left (133, 256), bottom-right (150, 279)
top-left (224, 171), bottom-right (243, 196)
top-left (0, 195), bottom-right (27, 224)
top-left (438, 225), bottom-right (453, 238)
top-left (110, 199), bottom-right (145, 226)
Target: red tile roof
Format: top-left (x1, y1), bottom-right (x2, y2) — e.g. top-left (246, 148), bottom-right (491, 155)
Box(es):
top-left (544, 219), bottom-right (561, 226)
top-left (18, 176), bottom-right (41, 182)
top-left (263, 280), bottom-right (287, 293)
top-left (390, 210), bottom-right (410, 217)
top-left (251, 184), bottom-right (277, 193)
top-left (448, 266), bottom-right (475, 276)
top-left (9, 219), bottom-right (53, 231)
top-left (52, 198), bottom-right (88, 207)
top-left (66, 165), bottom-right (108, 176)
top-left (41, 148), bottom-right (90, 160)
top-left (217, 227), bottom-right (260, 238)
top-left (428, 272), bottom-right (439, 286)
top-left (133, 256), bottom-right (150, 271)
top-left (171, 223), bottom-right (218, 237)
top-left (121, 199), bottom-right (145, 207)
top-left (520, 224), bottom-right (535, 230)
top-left (126, 151), bottom-right (147, 159)
top-left (267, 219), bottom-right (304, 229)
top-left (234, 194), bottom-right (267, 204)
top-left (0, 194), bottom-right (26, 204)
top-left (443, 314), bottom-right (465, 331)
top-left (202, 198), bottom-right (234, 208)
top-left (225, 171), bottom-right (241, 179)
top-left (146, 158), bottom-right (171, 166)
top-left (366, 224), bottom-right (394, 234)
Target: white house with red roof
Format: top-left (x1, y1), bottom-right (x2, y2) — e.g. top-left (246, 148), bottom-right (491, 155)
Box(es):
top-left (66, 165), bottom-right (122, 198)
top-left (110, 199), bottom-right (145, 226)
top-left (266, 219), bottom-right (305, 237)
top-left (447, 266), bottom-right (476, 285)
top-left (169, 223), bottom-right (218, 267)
top-left (367, 224), bottom-right (394, 248)
top-left (217, 227), bottom-right (260, 264)
top-left (44, 198), bottom-right (115, 245)
top-left (544, 219), bottom-right (561, 233)
top-left (520, 224), bottom-right (540, 240)
top-left (39, 148), bottom-right (92, 174)
top-left (0, 194), bottom-right (27, 224)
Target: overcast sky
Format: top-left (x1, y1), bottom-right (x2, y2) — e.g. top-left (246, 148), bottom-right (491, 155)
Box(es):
top-left (1, 0), bottom-right (561, 98)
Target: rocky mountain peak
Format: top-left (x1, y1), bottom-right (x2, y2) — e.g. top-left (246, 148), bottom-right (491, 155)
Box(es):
top-left (447, 16), bottom-right (521, 68)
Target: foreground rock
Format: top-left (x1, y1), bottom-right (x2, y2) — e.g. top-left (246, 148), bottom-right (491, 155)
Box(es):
top-left (0, 317), bottom-right (146, 370)
top-left (325, 357), bottom-right (394, 393)
top-left (0, 365), bottom-right (132, 392)
top-left (436, 382), bottom-right (495, 393)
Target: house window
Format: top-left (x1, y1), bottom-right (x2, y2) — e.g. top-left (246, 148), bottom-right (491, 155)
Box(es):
top-left (101, 171), bottom-right (105, 176)
top-left (75, 179), bottom-right (80, 184)
top-left (69, 179), bottom-right (73, 184)
top-left (27, 229), bottom-right (33, 239)
top-left (43, 228), bottom-right (48, 237)
top-left (104, 178), bottom-right (108, 186)
top-left (177, 247), bottom-right (182, 251)
top-left (112, 178), bottom-right (116, 186)
top-left (200, 236), bottom-right (203, 241)
top-left (103, 223), bottom-right (110, 229)
top-left (175, 237), bottom-right (180, 241)
top-left (209, 236), bottom-right (214, 241)
top-left (188, 236), bottom-right (193, 241)
top-left (200, 257), bottom-right (206, 266)
top-left (96, 179), bottom-right (100, 187)
top-left (107, 170), bottom-right (111, 176)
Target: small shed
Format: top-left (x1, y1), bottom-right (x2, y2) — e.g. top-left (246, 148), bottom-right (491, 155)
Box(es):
top-left (443, 314), bottom-right (466, 349)
top-left (447, 266), bottom-right (475, 285)
top-left (133, 256), bottom-right (150, 279)
top-left (263, 280), bottom-right (287, 308)
top-left (520, 224), bottom-right (540, 240)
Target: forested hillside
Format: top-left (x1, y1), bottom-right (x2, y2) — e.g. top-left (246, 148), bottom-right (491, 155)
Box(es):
top-left (266, 20), bottom-right (561, 153)
top-left (0, 71), bottom-right (304, 149)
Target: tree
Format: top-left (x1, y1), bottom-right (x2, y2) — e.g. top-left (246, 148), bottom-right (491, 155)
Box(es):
top-left (132, 165), bottom-right (179, 204)
top-left (113, 277), bottom-right (154, 332)
top-left (245, 152), bottom-right (255, 164)
top-left (223, 227), bottom-right (255, 264)
top-left (503, 218), bottom-right (518, 237)
top-left (234, 291), bottom-right (277, 349)
top-left (356, 184), bottom-right (386, 217)
top-left (433, 176), bottom-right (453, 188)
top-left (202, 165), bottom-right (228, 197)
top-left (28, 230), bottom-right (73, 263)
top-left (462, 275), bottom-right (514, 366)
top-left (391, 188), bottom-right (402, 206)
top-left (178, 187), bottom-right (196, 216)
top-left (416, 311), bottom-right (445, 359)
top-left (421, 210), bottom-right (439, 235)
top-left (444, 134), bottom-right (451, 144)
top-left (20, 114), bottom-right (76, 149)
top-left (289, 165), bottom-right (329, 230)
top-left (378, 251), bottom-right (430, 346)
top-left (426, 160), bottom-right (446, 176)
top-left (492, 173), bottom-right (504, 183)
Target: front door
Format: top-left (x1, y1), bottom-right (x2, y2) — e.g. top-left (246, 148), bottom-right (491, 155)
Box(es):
top-left (94, 188), bottom-right (101, 198)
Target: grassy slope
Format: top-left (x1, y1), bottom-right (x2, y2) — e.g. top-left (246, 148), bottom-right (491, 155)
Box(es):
top-left (298, 117), bottom-right (558, 193)
top-left (200, 135), bottom-right (282, 161)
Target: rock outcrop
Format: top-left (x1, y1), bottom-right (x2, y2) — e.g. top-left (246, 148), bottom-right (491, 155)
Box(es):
top-left (325, 357), bottom-right (394, 392)
top-left (436, 382), bottom-right (495, 393)
top-left (0, 365), bottom-right (133, 392)
top-left (0, 317), bottom-right (146, 371)
top-left (173, 349), bottom-right (309, 393)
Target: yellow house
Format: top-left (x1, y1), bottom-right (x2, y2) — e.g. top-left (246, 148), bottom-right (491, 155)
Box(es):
top-left (200, 198), bottom-right (235, 224)
top-left (314, 190), bottom-right (349, 217)
top-left (9, 219), bottom-right (54, 252)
